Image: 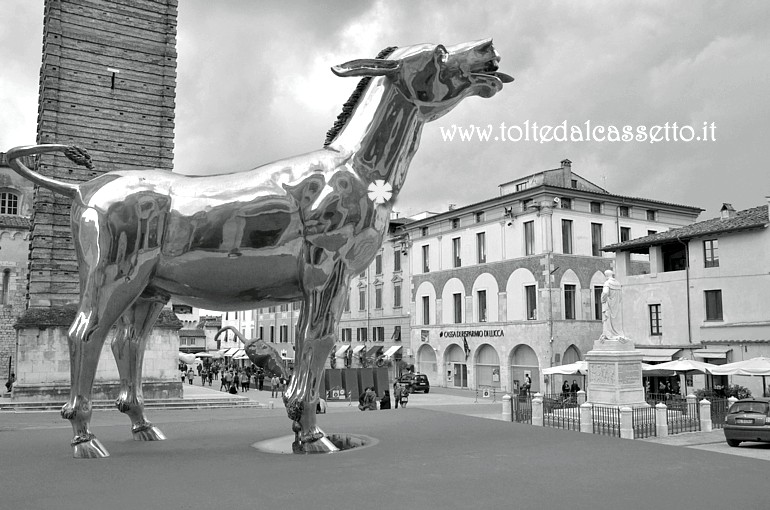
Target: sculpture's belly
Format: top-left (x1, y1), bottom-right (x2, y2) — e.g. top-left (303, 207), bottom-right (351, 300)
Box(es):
top-left (153, 241), bottom-right (304, 310)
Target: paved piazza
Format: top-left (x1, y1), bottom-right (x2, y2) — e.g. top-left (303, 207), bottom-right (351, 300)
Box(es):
top-left (1, 390), bottom-right (768, 510)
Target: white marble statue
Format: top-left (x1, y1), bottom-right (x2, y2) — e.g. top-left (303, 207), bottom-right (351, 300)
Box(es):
top-left (600, 269), bottom-right (628, 342)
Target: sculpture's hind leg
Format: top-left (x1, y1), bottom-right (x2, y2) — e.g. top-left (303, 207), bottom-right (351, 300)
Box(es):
top-left (112, 296), bottom-right (168, 441)
top-left (286, 257), bottom-right (350, 453)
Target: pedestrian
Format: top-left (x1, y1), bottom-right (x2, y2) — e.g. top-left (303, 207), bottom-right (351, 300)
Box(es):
top-left (393, 382), bottom-right (403, 409)
top-left (200, 367), bottom-right (208, 386)
top-left (5, 372), bottom-right (16, 393)
top-left (570, 380), bottom-right (580, 394)
top-left (233, 370), bottom-right (240, 392)
top-left (257, 370), bottom-right (264, 391)
top-left (270, 375), bottom-right (280, 398)
top-left (219, 371), bottom-right (228, 391)
top-left (524, 374), bottom-right (532, 395)
top-left (380, 390), bottom-right (391, 410)
top-left (181, 367), bottom-right (186, 383)
top-left (242, 370), bottom-right (250, 392)
top-left (186, 368), bottom-right (194, 385)
top-left (358, 386), bottom-right (376, 411)
top-left (208, 370), bottom-right (213, 386)
top-left (561, 380), bottom-right (570, 398)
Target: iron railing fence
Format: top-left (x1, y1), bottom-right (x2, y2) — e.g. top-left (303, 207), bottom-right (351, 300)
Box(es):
top-left (709, 398), bottom-right (729, 430)
top-left (541, 393), bottom-right (579, 412)
top-left (632, 406), bottom-right (657, 439)
top-left (513, 394), bottom-right (532, 424)
top-left (667, 401), bottom-right (701, 434)
top-left (543, 403), bottom-right (581, 431)
top-left (592, 405), bottom-right (621, 437)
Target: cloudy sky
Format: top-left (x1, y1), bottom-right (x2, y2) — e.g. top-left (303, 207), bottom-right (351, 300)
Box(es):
top-left (2, 0), bottom-right (768, 219)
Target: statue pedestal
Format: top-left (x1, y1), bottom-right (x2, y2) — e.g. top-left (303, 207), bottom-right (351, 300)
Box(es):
top-left (586, 339), bottom-right (646, 407)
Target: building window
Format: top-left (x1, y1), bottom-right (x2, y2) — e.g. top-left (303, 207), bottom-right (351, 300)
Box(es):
top-left (375, 253), bottom-right (382, 275)
top-left (476, 232), bottom-right (486, 263)
top-left (393, 250), bottom-right (401, 272)
top-left (359, 288), bottom-right (366, 311)
top-left (453, 293), bottom-right (463, 324)
top-left (258, 326), bottom-right (263, 340)
top-left (524, 221), bottom-right (535, 255)
top-left (393, 325), bottom-right (402, 342)
top-left (269, 326), bottom-right (275, 342)
top-left (421, 227), bottom-right (429, 237)
top-left (344, 295), bottom-right (350, 312)
top-left (451, 218), bottom-right (460, 229)
top-left (515, 182), bottom-right (528, 192)
top-left (620, 227), bottom-right (631, 242)
top-left (571, 179), bottom-right (578, 189)
top-left (422, 296), bottom-right (430, 325)
top-left (560, 197), bottom-right (572, 209)
top-left (564, 284), bottom-right (576, 320)
top-left (280, 304), bottom-right (288, 312)
top-left (649, 304), bottom-right (662, 335)
top-left (280, 325), bottom-right (288, 342)
top-left (646, 209), bottom-right (657, 221)
top-left (562, 219), bottom-right (573, 254)
top-left (590, 201), bottom-right (602, 214)
top-left (341, 328), bottom-right (352, 342)
top-left (375, 287), bottom-right (382, 309)
top-left (521, 199), bottom-right (532, 212)
top-left (618, 205), bottom-right (629, 217)
top-left (393, 283), bottom-right (402, 308)
top-left (477, 290), bottom-right (487, 322)
top-left (704, 239), bottom-right (719, 268)
top-left (593, 286), bottom-right (602, 320)
top-left (705, 290), bottom-right (723, 321)
top-left (591, 223), bottom-right (603, 257)
top-left (0, 192), bottom-right (19, 215)
top-left (525, 285), bottom-right (537, 320)
top-left (475, 211), bottom-right (485, 223)
top-left (452, 237), bottom-right (461, 268)
top-left (373, 327), bottom-right (385, 342)
top-left (357, 327), bottom-right (368, 342)
top-left (422, 245), bottom-right (430, 273)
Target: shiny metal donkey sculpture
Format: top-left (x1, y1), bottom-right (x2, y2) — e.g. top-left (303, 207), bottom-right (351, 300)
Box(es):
top-left (7, 39), bottom-right (511, 457)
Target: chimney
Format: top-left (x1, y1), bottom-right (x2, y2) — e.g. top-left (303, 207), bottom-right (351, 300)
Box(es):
top-left (561, 159), bottom-right (573, 187)
top-left (720, 203), bottom-right (736, 219)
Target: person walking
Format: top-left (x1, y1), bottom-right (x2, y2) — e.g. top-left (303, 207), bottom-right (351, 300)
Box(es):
top-left (200, 367), bottom-right (208, 386)
top-left (257, 370), bottom-right (264, 391)
top-left (186, 368), bottom-right (194, 385)
top-left (270, 375), bottom-right (280, 398)
top-left (393, 382), bottom-right (403, 409)
top-left (242, 370), bottom-right (250, 392)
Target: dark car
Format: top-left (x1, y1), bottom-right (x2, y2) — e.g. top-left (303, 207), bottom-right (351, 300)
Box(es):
top-left (398, 373), bottom-right (430, 393)
top-left (723, 398), bottom-right (770, 447)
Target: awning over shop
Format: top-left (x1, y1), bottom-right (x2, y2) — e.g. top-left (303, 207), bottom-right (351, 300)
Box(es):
top-left (635, 348), bottom-right (681, 363)
top-left (693, 347), bottom-right (732, 360)
top-left (383, 345), bottom-right (402, 358)
top-left (231, 349), bottom-right (247, 359)
top-left (366, 345), bottom-right (383, 357)
top-left (334, 345), bottom-right (350, 357)
top-left (352, 345), bottom-right (366, 354)
top-left (223, 348), bottom-right (240, 356)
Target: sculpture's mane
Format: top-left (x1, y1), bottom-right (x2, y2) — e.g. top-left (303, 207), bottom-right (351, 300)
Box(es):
top-left (323, 46), bottom-right (398, 147)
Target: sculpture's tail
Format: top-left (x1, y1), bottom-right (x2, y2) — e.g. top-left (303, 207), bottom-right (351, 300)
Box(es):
top-left (5, 144), bottom-right (91, 199)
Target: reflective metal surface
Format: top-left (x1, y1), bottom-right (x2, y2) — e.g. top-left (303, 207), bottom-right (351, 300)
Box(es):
top-left (6, 38), bottom-right (510, 456)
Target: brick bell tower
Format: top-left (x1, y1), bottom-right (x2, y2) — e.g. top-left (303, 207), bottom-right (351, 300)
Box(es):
top-left (13, 0), bottom-right (182, 400)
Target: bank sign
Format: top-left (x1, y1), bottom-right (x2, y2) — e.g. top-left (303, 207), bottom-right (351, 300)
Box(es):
top-left (440, 329), bottom-right (505, 338)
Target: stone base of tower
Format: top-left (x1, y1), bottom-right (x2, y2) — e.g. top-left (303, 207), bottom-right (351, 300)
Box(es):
top-left (11, 306), bottom-right (183, 402)
top-left (585, 339), bottom-right (646, 407)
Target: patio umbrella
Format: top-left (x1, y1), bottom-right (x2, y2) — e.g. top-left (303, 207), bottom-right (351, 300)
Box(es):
top-left (710, 357), bottom-right (770, 395)
top-left (652, 359), bottom-right (715, 374)
top-left (543, 361), bottom-right (588, 376)
top-left (641, 363), bottom-right (676, 377)
top-left (195, 352), bottom-right (213, 358)
top-left (710, 357), bottom-right (770, 376)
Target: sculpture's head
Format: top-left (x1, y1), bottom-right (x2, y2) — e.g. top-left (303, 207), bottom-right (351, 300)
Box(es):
top-left (244, 338), bottom-right (289, 380)
top-left (332, 39), bottom-right (512, 121)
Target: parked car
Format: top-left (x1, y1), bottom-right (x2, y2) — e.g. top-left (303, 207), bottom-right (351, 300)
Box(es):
top-left (398, 373), bottom-right (430, 393)
top-left (723, 398), bottom-right (770, 447)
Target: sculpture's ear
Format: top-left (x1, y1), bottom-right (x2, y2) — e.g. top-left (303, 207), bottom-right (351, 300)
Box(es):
top-left (331, 58), bottom-right (400, 77)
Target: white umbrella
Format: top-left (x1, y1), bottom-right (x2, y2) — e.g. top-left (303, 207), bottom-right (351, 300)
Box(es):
top-left (652, 359), bottom-right (715, 374)
top-left (641, 363), bottom-right (676, 377)
top-left (710, 357), bottom-right (770, 376)
top-left (543, 361), bottom-right (588, 375)
top-left (195, 352), bottom-right (213, 358)
top-left (178, 352), bottom-right (196, 364)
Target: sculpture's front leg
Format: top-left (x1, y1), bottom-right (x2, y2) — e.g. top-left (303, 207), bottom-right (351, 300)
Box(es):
top-left (286, 257), bottom-right (349, 453)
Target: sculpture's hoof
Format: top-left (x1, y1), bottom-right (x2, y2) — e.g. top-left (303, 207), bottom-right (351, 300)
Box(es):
top-left (132, 424), bottom-right (166, 441)
top-left (72, 438), bottom-right (110, 459)
top-left (298, 435), bottom-right (340, 453)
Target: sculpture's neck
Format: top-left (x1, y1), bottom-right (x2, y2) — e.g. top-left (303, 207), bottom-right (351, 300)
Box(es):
top-left (328, 80), bottom-right (422, 200)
